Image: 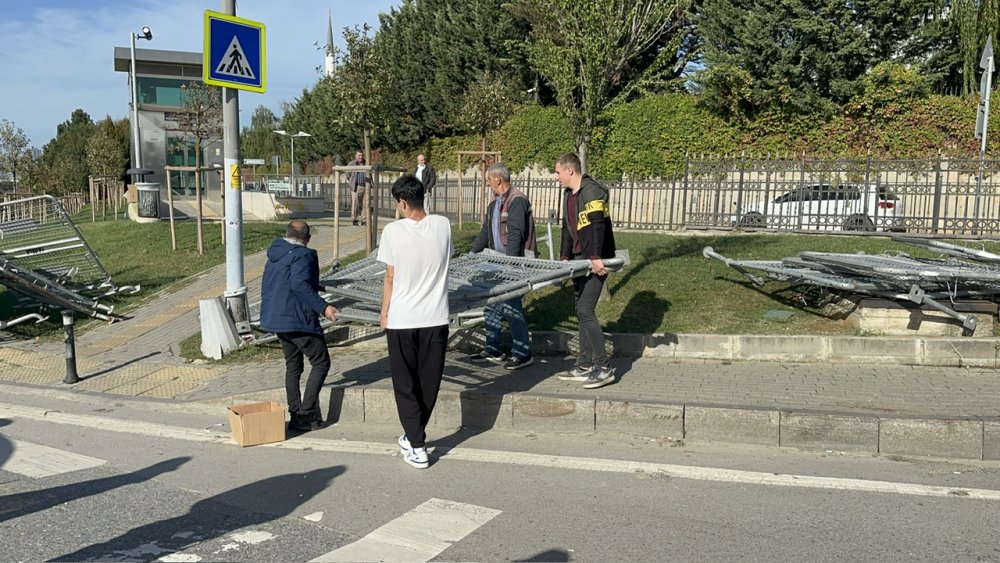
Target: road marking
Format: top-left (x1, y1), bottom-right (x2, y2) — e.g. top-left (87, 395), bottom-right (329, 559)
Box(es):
top-left (310, 498), bottom-right (501, 563)
top-left (3, 402), bottom-right (999, 502)
top-left (0, 439), bottom-right (106, 478)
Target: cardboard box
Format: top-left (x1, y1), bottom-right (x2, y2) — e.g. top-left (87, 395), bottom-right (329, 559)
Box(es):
top-left (228, 401), bottom-right (286, 446)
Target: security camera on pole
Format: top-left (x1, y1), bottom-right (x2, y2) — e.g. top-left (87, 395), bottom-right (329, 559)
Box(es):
top-left (202, 3), bottom-right (266, 357)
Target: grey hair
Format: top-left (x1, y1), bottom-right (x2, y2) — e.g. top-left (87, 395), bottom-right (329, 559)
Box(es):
top-left (487, 163), bottom-right (511, 183)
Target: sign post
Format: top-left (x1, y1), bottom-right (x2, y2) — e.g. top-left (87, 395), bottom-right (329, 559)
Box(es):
top-left (204, 4), bottom-right (266, 338)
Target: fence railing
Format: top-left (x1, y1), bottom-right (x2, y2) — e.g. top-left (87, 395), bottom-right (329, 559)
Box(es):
top-left (174, 155), bottom-right (1000, 239)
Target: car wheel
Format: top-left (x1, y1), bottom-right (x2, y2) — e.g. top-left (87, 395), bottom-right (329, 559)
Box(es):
top-left (738, 212), bottom-right (765, 228)
top-left (842, 214), bottom-right (875, 232)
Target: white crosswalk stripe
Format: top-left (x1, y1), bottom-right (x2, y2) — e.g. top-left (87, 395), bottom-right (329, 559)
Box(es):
top-left (310, 498), bottom-right (501, 563)
top-left (0, 439), bottom-right (106, 478)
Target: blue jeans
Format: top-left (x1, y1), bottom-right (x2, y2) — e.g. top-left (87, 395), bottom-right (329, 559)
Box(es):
top-left (483, 298), bottom-right (531, 361)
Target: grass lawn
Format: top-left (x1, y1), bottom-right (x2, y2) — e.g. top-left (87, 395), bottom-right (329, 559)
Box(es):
top-left (453, 225), bottom-right (999, 336)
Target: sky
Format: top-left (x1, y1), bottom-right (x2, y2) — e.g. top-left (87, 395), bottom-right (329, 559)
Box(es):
top-left (0, 0), bottom-right (401, 148)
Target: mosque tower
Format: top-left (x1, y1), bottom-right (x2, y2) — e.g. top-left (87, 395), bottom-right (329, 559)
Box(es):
top-left (325, 11), bottom-right (335, 78)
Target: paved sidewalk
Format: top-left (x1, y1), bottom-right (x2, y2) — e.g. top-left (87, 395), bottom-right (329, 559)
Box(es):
top-left (0, 218), bottom-right (998, 461)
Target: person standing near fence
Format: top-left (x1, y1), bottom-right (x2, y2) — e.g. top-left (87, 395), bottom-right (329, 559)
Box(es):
top-left (553, 152), bottom-right (618, 389)
top-left (466, 163), bottom-right (537, 370)
top-left (349, 150), bottom-right (369, 226)
top-left (415, 153), bottom-right (437, 210)
top-left (378, 176), bottom-right (453, 469)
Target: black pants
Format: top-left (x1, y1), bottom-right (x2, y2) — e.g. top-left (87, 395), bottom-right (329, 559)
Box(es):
top-left (385, 325), bottom-right (449, 449)
top-left (277, 332), bottom-right (331, 420)
top-left (572, 272), bottom-right (608, 369)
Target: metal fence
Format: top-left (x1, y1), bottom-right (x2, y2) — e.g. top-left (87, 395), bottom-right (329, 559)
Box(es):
top-left (682, 155), bottom-right (1000, 237)
top-left (251, 155), bottom-right (1000, 239)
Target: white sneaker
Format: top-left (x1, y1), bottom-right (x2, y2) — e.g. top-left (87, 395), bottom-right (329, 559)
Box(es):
top-left (404, 447), bottom-right (429, 469)
top-left (556, 366), bottom-right (593, 382)
top-left (398, 434), bottom-right (412, 455)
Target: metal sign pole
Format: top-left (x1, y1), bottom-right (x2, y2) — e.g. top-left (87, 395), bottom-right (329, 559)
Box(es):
top-left (221, 0), bottom-right (249, 334)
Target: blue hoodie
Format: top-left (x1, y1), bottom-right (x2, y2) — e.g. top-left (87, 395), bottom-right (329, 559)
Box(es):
top-left (259, 238), bottom-right (329, 334)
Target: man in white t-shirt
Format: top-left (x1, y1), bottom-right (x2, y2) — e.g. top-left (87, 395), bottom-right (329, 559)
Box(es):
top-left (377, 175), bottom-right (453, 469)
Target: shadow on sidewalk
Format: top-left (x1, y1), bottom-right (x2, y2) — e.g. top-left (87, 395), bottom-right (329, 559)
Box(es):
top-left (79, 351), bottom-right (162, 381)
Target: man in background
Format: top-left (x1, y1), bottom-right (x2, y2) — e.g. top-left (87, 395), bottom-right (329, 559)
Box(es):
top-left (349, 150), bottom-right (369, 225)
top-left (415, 153), bottom-right (437, 210)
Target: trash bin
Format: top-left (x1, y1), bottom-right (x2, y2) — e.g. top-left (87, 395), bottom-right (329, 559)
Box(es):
top-left (135, 182), bottom-right (161, 222)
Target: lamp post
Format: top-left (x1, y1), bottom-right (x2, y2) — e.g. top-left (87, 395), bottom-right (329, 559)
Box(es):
top-left (129, 26), bottom-right (153, 183)
top-left (273, 130), bottom-right (311, 195)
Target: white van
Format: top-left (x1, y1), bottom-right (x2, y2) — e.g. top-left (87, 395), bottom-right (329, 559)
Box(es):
top-left (736, 184), bottom-right (903, 232)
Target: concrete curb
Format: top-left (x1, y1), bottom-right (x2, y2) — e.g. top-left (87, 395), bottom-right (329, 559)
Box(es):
top-left (333, 327), bottom-right (1000, 368)
top-left (197, 384), bottom-right (1000, 461)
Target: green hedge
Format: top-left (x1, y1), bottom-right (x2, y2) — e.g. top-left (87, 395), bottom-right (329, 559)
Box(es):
top-left (385, 90), bottom-right (998, 179)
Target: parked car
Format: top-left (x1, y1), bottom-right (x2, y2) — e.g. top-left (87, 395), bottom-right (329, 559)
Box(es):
top-left (735, 184), bottom-right (903, 232)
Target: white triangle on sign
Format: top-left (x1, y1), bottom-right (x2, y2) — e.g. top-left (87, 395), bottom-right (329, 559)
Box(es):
top-left (216, 36), bottom-right (256, 80)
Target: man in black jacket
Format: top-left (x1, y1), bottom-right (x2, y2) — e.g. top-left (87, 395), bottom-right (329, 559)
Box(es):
top-left (467, 163), bottom-right (536, 370)
top-left (416, 153), bottom-right (437, 209)
top-left (554, 152), bottom-right (617, 389)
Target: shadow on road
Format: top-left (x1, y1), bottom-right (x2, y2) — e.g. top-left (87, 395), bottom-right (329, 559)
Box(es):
top-left (53, 465), bottom-right (345, 562)
top-left (0, 418), bottom-right (11, 468)
top-left (0, 457), bottom-right (190, 525)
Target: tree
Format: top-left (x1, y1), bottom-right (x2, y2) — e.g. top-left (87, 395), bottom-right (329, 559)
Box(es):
top-left (40, 109), bottom-right (95, 195)
top-left (240, 106), bottom-right (283, 164)
top-left (696, 0), bottom-right (869, 121)
top-left (329, 24), bottom-right (390, 162)
top-left (506, 0), bottom-right (691, 172)
top-left (375, 0), bottom-right (532, 148)
top-left (175, 82), bottom-right (222, 254)
top-left (0, 119), bottom-right (30, 190)
top-left (86, 117), bottom-right (128, 180)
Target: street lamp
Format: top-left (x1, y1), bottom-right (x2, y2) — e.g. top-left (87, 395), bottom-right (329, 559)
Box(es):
top-left (129, 26), bottom-right (153, 183)
top-left (273, 130), bottom-right (311, 195)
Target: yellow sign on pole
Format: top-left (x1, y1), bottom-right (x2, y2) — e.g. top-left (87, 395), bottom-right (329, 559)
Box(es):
top-left (230, 164), bottom-right (241, 190)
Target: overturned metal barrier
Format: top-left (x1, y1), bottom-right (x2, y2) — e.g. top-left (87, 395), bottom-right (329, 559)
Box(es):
top-left (0, 195), bottom-right (140, 297)
top-left (703, 239), bottom-right (1000, 336)
top-left (0, 195), bottom-right (138, 329)
top-left (248, 250), bottom-right (629, 344)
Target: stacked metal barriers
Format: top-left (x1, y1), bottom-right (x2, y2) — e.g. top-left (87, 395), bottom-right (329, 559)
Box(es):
top-left (248, 250), bottom-right (629, 344)
top-left (704, 236), bottom-right (1000, 336)
top-left (0, 195), bottom-right (139, 327)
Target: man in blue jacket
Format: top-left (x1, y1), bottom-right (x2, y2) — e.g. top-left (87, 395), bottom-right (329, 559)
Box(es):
top-left (260, 220), bottom-right (338, 431)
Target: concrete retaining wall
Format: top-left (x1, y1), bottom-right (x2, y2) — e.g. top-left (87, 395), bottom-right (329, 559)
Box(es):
top-left (339, 328), bottom-right (1000, 368)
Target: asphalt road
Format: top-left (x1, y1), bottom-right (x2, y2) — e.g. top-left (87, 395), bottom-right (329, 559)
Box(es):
top-left (1, 385), bottom-right (999, 562)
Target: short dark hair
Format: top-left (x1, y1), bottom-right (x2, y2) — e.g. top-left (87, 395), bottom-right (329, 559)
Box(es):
top-left (286, 220), bottom-right (310, 241)
top-left (557, 152), bottom-right (582, 173)
top-left (391, 175), bottom-right (425, 210)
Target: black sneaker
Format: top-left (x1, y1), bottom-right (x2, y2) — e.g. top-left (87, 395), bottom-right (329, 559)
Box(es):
top-left (289, 412), bottom-right (322, 432)
top-left (503, 356), bottom-right (534, 370)
top-left (468, 350), bottom-right (506, 364)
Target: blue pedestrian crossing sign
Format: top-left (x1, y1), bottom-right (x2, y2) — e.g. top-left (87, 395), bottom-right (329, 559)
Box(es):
top-left (203, 10), bottom-right (266, 93)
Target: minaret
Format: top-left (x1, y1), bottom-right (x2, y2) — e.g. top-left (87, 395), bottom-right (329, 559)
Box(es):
top-left (325, 11), bottom-right (335, 78)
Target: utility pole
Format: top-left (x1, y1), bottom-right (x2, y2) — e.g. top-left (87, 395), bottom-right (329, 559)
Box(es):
top-left (222, 0), bottom-right (249, 333)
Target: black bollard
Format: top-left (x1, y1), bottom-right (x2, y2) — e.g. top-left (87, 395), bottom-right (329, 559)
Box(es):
top-left (62, 310), bottom-right (80, 384)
